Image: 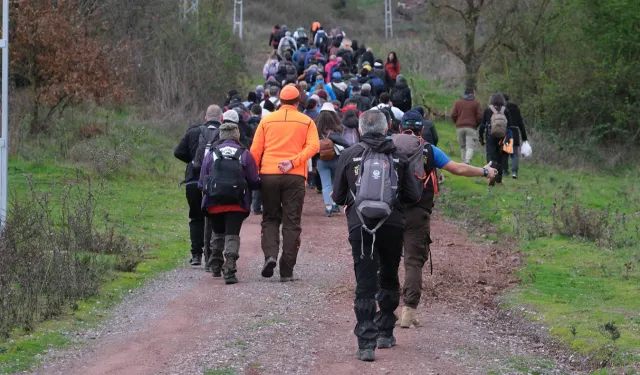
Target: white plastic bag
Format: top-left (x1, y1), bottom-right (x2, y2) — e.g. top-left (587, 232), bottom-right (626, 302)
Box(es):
top-left (521, 141), bottom-right (532, 158)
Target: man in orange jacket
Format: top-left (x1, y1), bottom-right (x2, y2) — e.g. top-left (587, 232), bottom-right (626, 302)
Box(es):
top-left (250, 85), bottom-right (320, 282)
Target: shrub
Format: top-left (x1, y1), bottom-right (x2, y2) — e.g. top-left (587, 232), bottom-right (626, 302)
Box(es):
top-left (0, 173), bottom-right (142, 337)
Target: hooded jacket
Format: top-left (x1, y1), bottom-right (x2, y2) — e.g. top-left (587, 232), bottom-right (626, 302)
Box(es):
top-left (332, 133), bottom-right (421, 234)
top-left (351, 94), bottom-right (372, 111)
top-left (361, 51), bottom-right (375, 67)
top-left (451, 94), bottom-right (482, 129)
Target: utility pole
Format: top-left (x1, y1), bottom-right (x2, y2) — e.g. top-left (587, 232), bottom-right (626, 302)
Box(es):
top-left (0, 0), bottom-right (9, 228)
top-left (233, 0), bottom-right (243, 40)
top-left (384, 0), bottom-right (393, 39)
top-left (182, 0), bottom-right (199, 25)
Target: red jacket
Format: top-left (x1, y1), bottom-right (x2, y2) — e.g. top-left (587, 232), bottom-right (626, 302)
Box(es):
top-left (385, 61), bottom-right (401, 81)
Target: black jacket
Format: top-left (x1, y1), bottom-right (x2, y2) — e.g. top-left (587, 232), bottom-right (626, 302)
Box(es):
top-left (390, 82), bottom-right (412, 112)
top-left (479, 106), bottom-right (513, 141)
top-left (506, 103), bottom-right (528, 145)
top-left (361, 51), bottom-right (375, 67)
top-left (421, 120), bottom-right (439, 146)
top-left (173, 120), bottom-right (221, 183)
top-left (333, 133), bottom-right (421, 234)
top-left (351, 94), bottom-right (372, 111)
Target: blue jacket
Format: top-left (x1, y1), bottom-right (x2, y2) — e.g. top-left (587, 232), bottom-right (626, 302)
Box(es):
top-left (309, 79), bottom-right (337, 101)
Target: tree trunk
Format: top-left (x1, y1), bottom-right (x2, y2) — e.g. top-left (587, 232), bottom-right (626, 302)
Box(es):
top-left (464, 62), bottom-right (480, 91)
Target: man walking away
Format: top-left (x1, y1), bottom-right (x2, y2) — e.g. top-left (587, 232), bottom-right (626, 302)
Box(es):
top-left (248, 105), bottom-right (263, 214)
top-left (479, 93), bottom-right (513, 185)
top-left (173, 105), bottom-right (223, 267)
top-left (333, 110), bottom-right (421, 362)
top-left (250, 85), bottom-right (320, 282)
top-left (393, 110), bottom-right (497, 328)
top-left (451, 88), bottom-right (482, 164)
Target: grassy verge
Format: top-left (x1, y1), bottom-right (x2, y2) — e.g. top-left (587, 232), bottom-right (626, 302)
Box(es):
top-left (0, 112), bottom-right (190, 373)
top-left (433, 119), bottom-right (640, 372)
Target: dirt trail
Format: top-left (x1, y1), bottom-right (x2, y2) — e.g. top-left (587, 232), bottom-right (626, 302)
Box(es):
top-left (34, 195), bottom-right (579, 375)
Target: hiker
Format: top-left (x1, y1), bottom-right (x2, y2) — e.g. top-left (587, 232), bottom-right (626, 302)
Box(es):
top-left (304, 98), bottom-right (320, 120)
top-left (293, 26), bottom-right (308, 48)
top-left (250, 85), bottom-right (320, 282)
top-left (370, 61), bottom-right (390, 94)
top-left (341, 107), bottom-right (360, 146)
top-left (314, 27), bottom-right (329, 54)
top-left (350, 84), bottom-right (372, 111)
top-left (392, 110), bottom-right (497, 328)
top-left (451, 88), bottom-right (483, 164)
top-left (479, 93), bottom-right (513, 185)
top-left (376, 93), bottom-right (404, 120)
top-left (275, 52), bottom-right (299, 85)
top-left (255, 85), bottom-right (265, 103)
top-left (389, 74), bottom-right (412, 112)
top-left (173, 105), bottom-right (223, 267)
top-left (277, 31), bottom-right (298, 58)
top-left (269, 25), bottom-right (281, 50)
top-left (361, 47), bottom-right (375, 68)
top-left (309, 76), bottom-right (337, 101)
top-left (361, 83), bottom-right (376, 107)
top-left (198, 118), bottom-right (260, 284)
top-left (263, 51), bottom-right (280, 80)
top-left (502, 93), bottom-right (528, 179)
top-left (330, 72), bottom-right (349, 105)
top-left (413, 106), bottom-right (439, 146)
top-left (292, 46), bottom-right (309, 75)
top-left (384, 52), bottom-right (401, 84)
top-left (310, 21), bottom-right (322, 41)
top-left (324, 56), bottom-right (339, 83)
top-left (316, 103), bottom-right (350, 217)
top-left (332, 109), bottom-right (421, 362)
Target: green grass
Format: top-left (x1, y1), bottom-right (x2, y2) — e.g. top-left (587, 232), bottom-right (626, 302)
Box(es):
top-left (0, 116), bottom-right (190, 373)
top-left (407, 74), bottom-right (462, 113)
top-left (204, 368), bottom-right (237, 375)
top-left (433, 118), bottom-right (640, 369)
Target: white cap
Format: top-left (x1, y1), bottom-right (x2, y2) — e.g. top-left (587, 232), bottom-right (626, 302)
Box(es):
top-left (320, 102), bottom-right (336, 113)
top-left (223, 110), bottom-right (239, 124)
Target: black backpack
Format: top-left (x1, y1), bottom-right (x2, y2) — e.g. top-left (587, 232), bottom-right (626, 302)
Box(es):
top-left (282, 61), bottom-right (298, 83)
top-left (331, 83), bottom-right (346, 105)
top-left (203, 146), bottom-right (247, 205)
top-left (391, 87), bottom-right (409, 108)
top-left (192, 125), bottom-right (220, 173)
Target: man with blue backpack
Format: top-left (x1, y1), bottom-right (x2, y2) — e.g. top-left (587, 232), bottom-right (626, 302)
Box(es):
top-left (391, 110), bottom-right (497, 328)
top-left (332, 109), bottom-right (421, 362)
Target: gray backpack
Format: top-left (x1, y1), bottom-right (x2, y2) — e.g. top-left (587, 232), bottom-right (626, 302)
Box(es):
top-left (391, 134), bottom-right (427, 202)
top-left (489, 105), bottom-right (508, 138)
top-left (352, 143), bottom-right (399, 259)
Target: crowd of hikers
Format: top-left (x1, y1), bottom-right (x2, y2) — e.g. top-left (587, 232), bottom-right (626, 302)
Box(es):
top-left (174, 21), bottom-right (533, 362)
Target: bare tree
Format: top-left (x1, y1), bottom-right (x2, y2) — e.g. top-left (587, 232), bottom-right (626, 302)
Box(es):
top-left (430, 0), bottom-right (515, 89)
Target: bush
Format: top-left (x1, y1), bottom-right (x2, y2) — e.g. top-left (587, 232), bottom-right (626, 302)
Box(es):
top-left (0, 173), bottom-right (143, 337)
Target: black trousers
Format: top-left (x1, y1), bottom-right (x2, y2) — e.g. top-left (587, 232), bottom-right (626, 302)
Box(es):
top-left (209, 211), bottom-right (249, 235)
top-left (349, 225), bottom-right (403, 349)
top-left (485, 136), bottom-right (505, 183)
top-left (186, 183), bottom-right (204, 256)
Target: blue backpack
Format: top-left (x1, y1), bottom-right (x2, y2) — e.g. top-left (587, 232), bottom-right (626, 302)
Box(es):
top-left (370, 76), bottom-right (386, 94)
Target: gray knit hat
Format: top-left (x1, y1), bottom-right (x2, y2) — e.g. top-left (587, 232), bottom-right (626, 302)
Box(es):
top-left (219, 123), bottom-right (240, 141)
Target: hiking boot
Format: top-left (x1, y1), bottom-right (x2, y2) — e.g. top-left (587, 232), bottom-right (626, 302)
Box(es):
top-left (212, 270), bottom-right (222, 278)
top-left (324, 208), bottom-right (333, 217)
top-left (400, 306), bottom-right (419, 328)
top-left (332, 204), bottom-right (341, 214)
top-left (356, 349), bottom-right (375, 362)
top-left (261, 257), bottom-right (277, 278)
top-left (512, 171), bottom-right (518, 179)
top-left (189, 254), bottom-right (202, 266)
top-left (253, 209), bottom-right (263, 215)
top-left (280, 276), bottom-right (295, 282)
top-left (376, 335), bottom-right (396, 349)
top-left (224, 275), bottom-right (238, 285)
top-left (204, 264), bottom-right (211, 273)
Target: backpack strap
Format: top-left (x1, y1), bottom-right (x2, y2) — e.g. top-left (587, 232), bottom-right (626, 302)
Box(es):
top-left (499, 106), bottom-right (505, 115)
top-left (489, 105), bottom-right (498, 114)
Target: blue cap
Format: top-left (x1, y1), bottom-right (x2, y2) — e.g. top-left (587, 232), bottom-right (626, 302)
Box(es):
top-left (332, 71), bottom-right (342, 80)
top-left (401, 110), bottom-right (424, 128)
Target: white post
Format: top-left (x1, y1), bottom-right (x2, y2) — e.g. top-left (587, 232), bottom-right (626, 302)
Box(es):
top-left (384, 0), bottom-right (393, 39)
top-left (0, 0), bottom-right (9, 228)
top-left (233, 0), bottom-right (243, 40)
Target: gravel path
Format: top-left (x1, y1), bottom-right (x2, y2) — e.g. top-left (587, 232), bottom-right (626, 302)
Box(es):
top-left (32, 195), bottom-right (583, 375)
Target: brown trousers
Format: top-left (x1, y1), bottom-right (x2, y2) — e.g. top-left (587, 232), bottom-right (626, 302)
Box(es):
top-left (260, 174), bottom-right (306, 278)
top-left (403, 204), bottom-right (432, 309)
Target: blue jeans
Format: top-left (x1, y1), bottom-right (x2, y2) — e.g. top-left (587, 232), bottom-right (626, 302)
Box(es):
top-left (317, 159), bottom-right (337, 206)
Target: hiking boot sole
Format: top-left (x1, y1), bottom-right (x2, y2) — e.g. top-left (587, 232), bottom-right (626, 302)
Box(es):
top-left (224, 277), bottom-right (238, 285)
top-left (261, 258), bottom-right (277, 278)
